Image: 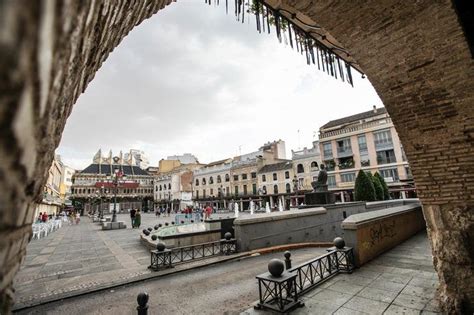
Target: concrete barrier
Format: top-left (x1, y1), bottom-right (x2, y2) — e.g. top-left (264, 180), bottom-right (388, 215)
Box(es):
top-left (234, 199), bottom-right (421, 252)
top-left (341, 203), bottom-right (425, 266)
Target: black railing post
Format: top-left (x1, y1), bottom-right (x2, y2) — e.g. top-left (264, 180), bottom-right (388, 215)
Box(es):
top-left (137, 292), bottom-right (149, 315)
top-left (284, 251), bottom-right (292, 269)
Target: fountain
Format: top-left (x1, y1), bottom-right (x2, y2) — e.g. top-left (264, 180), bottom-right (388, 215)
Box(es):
top-left (250, 200), bottom-right (255, 215)
top-left (234, 202), bottom-right (239, 218)
top-left (278, 199), bottom-right (284, 212)
top-left (265, 202), bottom-right (271, 213)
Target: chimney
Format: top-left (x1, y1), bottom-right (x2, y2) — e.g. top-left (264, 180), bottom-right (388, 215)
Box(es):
top-left (373, 105), bottom-right (377, 113)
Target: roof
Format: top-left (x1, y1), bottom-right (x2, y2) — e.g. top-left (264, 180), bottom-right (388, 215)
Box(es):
top-left (321, 107), bottom-right (387, 129)
top-left (80, 163), bottom-right (150, 176)
top-left (205, 158), bottom-right (231, 167)
top-left (258, 161), bottom-right (293, 173)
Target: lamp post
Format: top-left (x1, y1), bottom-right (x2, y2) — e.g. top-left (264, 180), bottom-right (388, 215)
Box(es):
top-left (107, 163), bottom-right (126, 223)
top-left (99, 185), bottom-right (105, 219)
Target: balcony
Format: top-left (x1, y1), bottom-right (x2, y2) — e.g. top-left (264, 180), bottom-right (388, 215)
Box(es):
top-left (374, 140), bottom-right (394, 151)
top-left (337, 146), bottom-right (353, 158)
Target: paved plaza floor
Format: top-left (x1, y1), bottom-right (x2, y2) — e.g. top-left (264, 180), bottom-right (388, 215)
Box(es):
top-left (13, 212), bottom-right (205, 309)
top-left (14, 214), bottom-right (440, 314)
top-left (244, 232), bottom-right (440, 315)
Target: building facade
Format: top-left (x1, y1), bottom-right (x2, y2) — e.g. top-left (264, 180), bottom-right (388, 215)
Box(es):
top-left (257, 160), bottom-right (295, 210)
top-left (291, 141), bottom-right (323, 205)
top-left (192, 140), bottom-right (288, 210)
top-left (71, 151), bottom-right (154, 214)
top-left (318, 106), bottom-right (414, 201)
top-left (154, 158), bottom-right (202, 211)
top-left (59, 163), bottom-right (75, 207)
top-left (34, 155), bottom-right (64, 218)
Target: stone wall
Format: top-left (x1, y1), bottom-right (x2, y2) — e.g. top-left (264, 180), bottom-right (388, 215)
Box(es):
top-left (234, 200), bottom-right (417, 251)
top-left (342, 205), bottom-right (426, 265)
top-left (0, 0), bottom-right (472, 313)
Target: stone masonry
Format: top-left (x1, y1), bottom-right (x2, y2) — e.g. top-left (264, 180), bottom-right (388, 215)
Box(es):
top-left (0, 0), bottom-right (473, 313)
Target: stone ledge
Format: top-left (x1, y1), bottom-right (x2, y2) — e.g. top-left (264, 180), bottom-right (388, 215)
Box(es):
top-left (234, 208), bottom-right (327, 225)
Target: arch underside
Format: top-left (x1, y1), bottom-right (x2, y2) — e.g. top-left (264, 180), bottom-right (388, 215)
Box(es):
top-left (0, 0), bottom-right (472, 313)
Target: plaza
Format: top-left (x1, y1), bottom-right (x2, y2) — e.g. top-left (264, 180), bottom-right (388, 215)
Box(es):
top-left (14, 214), bottom-right (439, 314)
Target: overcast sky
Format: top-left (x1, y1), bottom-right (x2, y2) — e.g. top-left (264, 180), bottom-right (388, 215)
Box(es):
top-left (57, 1), bottom-right (383, 170)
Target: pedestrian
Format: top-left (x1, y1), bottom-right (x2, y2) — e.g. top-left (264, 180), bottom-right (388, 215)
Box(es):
top-left (205, 204), bottom-right (212, 220)
top-left (37, 212), bottom-right (42, 223)
top-left (134, 209), bottom-right (141, 228)
top-left (167, 207), bottom-right (171, 217)
top-left (75, 212), bottom-right (80, 224)
top-left (42, 212), bottom-right (48, 222)
top-left (130, 208), bottom-right (136, 228)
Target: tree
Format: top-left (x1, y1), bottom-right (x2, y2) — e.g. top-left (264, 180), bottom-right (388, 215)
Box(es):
top-left (374, 172), bottom-right (390, 200)
top-left (372, 175), bottom-right (384, 201)
top-left (354, 170), bottom-right (376, 202)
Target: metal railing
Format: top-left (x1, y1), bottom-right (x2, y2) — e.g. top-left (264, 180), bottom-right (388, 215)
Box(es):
top-left (289, 248), bottom-right (354, 295)
top-left (149, 239), bottom-right (237, 271)
top-left (255, 243), bottom-right (354, 313)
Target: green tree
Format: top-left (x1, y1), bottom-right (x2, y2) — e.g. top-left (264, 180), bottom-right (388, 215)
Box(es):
top-left (354, 170), bottom-right (376, 202)
top-left (374, 172), bottom-right (390, 200)
top-left (372, 175), bottom-right (384, 201)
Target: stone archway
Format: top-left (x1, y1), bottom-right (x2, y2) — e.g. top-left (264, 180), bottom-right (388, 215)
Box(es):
top-left (0, 0), bottom-right (472, 313)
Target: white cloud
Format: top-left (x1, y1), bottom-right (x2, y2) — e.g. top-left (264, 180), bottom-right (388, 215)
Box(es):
top-left (57, 1), bottom-right (382, 170)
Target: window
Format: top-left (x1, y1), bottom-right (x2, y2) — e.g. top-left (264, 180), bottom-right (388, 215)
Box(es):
top-left (159, 185), bottom-right (162, 191)
top-left (203, 189), bottom-right (206, 197)
top-left (377, 149), bottom-right (397, 164)
top-left (298, 178), bottom-right (304, 188)
top-left (242, 174), bottom-right (247, 180)
top-left (328, 175), bottom-right (336, 188)
top-left (284, 171), bottom-right (290, 179)
top-left (217, 175), bottom-right (222, 183)
top-left (195, 191), bottom-right (199, 199)
top-left (337, 138), bottom-right (352, 154)
top-left (243, 185), bottom-right (248, 195)
top-left (297, 164), bottom-right (304, 173)
top-left (202, 178), bottom-right (206, 185)
top-left (374, 130), bottom-right (393, 149)
top-left (251, 172), bottom-right (257, 179)
top-left (340, 172), bottom-right (356, 183)
top-left (262, 174), bottom-right (266, 182)
top-left (168, 183), bottom-right (171, 190)
top-left (338, 156), bottom-right (354, 169)
top-left (286, 183), bottom-right (291, 193)
top-left (310, 161), bottom-right (318, 169)
top-left (323, 142), bottom-right (333, 158)
top-left (252, 183), bottom-right (257, 195)
top-left (225, 174), bottom-right (230, 182)
top-left (233, 175), bottom-right (239, 181)
top-left (195, 179), bottom-right (199, 186)
top-left (273, 173), bottom-right (277, 180)
top-left (234, 186), bottom-right (239, 195)
top-left (209, 176), bottom-right (214, 184)
top-left (405, 166), bottom-right (412, 179)
top-left (226, 187), bottom-right (230, 196)
top-left (358, 135), bottom-right (368, 152)
top-left (163, 185), bottom-right (166, 190)
top-left (380, 168), bottom-right (399, 182)
top-left (273, 185), bottom-right (278, 194)
top-left (210, 188), bottom-right (213, 195)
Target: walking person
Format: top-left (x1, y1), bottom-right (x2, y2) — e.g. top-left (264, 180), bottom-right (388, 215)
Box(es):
top-left (75, 212), bottom-right (80, 224)
top-left (130, 208), bottom-right (136, 228)
top-left (134, 209), bottom-right (141, 228)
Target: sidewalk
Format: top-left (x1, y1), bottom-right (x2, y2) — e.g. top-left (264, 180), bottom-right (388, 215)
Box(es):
top-left (243, 232), bottom-right (440, 314)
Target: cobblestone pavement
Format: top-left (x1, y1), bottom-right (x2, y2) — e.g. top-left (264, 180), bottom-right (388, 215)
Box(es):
top-left (244, 231), bottom-right (440, 315)
top-left (13, 212), bottom-right (211, 308)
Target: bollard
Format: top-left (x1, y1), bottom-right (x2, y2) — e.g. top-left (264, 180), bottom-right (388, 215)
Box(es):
top-left (284, 251), bottom-right (292, 269)
top-left (137, 292), bottom-right (149, 315)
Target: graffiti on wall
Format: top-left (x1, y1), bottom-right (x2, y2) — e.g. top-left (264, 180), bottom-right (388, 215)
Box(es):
top-left (369, 219), bottom-right (397, 246)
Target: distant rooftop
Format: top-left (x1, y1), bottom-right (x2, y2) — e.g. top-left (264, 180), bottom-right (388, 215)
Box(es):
top-left (321, 107), bottom-right (387, 129)
top-left (80, 163), bottom-right (150, 176)
top-left (258, 161), bottom-right (292, 173)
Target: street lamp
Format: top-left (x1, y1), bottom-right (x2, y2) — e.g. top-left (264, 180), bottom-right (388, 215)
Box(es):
top-left (107, 161), bottom-right (126, 223)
